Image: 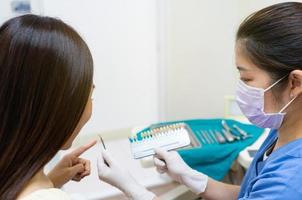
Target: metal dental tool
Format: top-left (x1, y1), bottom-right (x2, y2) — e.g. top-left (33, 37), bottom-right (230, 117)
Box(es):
top-left (202, 131), bottom-right (212, 144)
top-left (99, 135), bottom-right (106, 149)
top-left (209, 130), bottom-right (218, 143)
top-left (221, 129), bottom-right (234, 142)
top-left (215, 131), bottom-right (226, 144)
top-left (204, 131), bottom-right (215, 144)
top-left (198, 130), bottom-right (207, 145)
top-left (233, 125), bottom-right (253, 139)
top-left (98, 135), bottom-right (109, 166)
top-left (221, 120), bottom-right (240, 141)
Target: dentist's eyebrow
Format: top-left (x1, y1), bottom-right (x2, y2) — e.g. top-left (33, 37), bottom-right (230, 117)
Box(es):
top-left (237, 66), bottom-right (249, 71)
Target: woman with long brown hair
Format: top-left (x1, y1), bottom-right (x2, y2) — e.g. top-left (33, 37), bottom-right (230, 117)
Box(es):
top-left (0, 14), bottom-right (96, 199)
top-left (0, 14), bottom-right (158, 200)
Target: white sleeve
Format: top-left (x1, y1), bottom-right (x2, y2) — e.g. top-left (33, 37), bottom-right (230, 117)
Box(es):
top-left (21, 189), bottom-right (71, 200)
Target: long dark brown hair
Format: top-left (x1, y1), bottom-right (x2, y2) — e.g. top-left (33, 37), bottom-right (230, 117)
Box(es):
top-left (236, 2), bottom-right (302, 88)
top-left (0, 15), bottom-right (93, 199)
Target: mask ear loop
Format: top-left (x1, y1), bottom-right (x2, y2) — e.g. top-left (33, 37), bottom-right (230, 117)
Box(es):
top-left (279, 96), bottom-right (298, 113)
top-left (263, 75), bottom-right (295, 113)
top-left (264, 75), bottom-right (288, 92)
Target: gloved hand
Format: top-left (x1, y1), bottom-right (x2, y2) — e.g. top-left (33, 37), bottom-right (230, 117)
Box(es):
top-left (97, 150), bottom-right (156, 200)
top-left (153, 148), bottom-right (208, 195)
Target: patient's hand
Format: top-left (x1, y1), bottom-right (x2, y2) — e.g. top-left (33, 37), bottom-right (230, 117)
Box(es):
top-left (47, 140), bottom-right (97, 188)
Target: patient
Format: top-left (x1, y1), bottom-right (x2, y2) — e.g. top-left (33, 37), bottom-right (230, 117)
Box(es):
top-left (0, 14), bottom-right (157, 200)
top-left (0, 14), bottom-right (96, 199)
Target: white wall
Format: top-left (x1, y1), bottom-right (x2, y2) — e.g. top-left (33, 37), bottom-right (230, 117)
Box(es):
top-left (160, 0), bottom-right (302, 121)
top-left (42, 0), bottom-right (159, 135)
top-left (237, 0), bottom-right (302, 19)
top-left (160, 0), bottom-right (240, 121)
top-left (0, 0), bottom-right (159, 136)
top-left (0, 0), bottom-right (12, 21)
top-left (0, 0), bottom-right (43, 23)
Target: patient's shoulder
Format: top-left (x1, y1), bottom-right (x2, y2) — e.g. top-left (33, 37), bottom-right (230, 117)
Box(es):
top-left (21, 188), bottom-right (70, 200)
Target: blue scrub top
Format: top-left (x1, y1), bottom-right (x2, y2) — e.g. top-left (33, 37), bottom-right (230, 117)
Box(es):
top-left (238, 129), bottom-right (302, 199)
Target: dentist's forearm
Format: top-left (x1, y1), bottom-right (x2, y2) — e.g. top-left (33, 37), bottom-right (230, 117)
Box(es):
top-left (200, 178), bottom-right (240, 200)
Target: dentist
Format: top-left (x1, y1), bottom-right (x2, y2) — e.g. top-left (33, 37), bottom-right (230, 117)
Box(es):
top-left (98, 2), bottom-right (302, 199)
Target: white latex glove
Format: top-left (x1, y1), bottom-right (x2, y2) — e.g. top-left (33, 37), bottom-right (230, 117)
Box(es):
top-left (97, 150), bottom-right (155, 200)
top-left (153, 148), bottom-right (208, 194)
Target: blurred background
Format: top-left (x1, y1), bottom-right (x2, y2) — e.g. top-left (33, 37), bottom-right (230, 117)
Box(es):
top-left (0, 0), bottom-right (296, 138)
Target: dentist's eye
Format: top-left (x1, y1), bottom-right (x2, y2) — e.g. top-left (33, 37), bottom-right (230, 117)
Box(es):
top-left (241, 78), bottom-right (252, 82)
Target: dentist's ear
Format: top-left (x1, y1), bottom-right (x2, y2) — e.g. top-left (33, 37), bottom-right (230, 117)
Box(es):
top-left (289, 70), bottom-right (302, 98)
